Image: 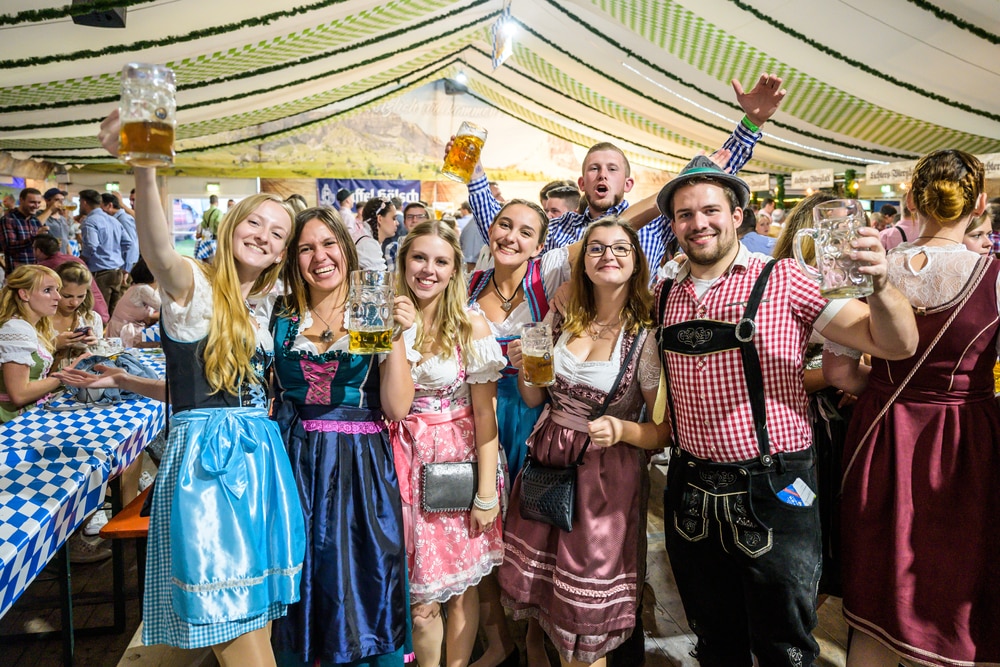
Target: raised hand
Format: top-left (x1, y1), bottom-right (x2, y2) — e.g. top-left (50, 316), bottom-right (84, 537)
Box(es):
top-left (732, 74), bottom-right (786, 128)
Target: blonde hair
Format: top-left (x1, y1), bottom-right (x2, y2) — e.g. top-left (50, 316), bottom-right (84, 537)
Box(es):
top-left (910, 149), bottom-right (984, 225)
top-left (203, 194), bottom-right (295, 395)
top-left (562, 217), bottom-right (651, 337)
top-left (280, 206), bottom-right (358, 317)
top-left (55, 262), bottom-right (95, 326)
top-left (395, 220), bottom-right (474, 362)
top-left (0, 265), bottom-right (61, 353)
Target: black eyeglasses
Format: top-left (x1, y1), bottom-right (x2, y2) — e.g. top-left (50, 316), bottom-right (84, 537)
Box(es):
top-left (585, 242), bottom-right (634, 257)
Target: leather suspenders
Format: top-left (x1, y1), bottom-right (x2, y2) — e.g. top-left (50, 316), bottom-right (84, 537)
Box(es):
top-left (657, 261), bottom-right (778, 466)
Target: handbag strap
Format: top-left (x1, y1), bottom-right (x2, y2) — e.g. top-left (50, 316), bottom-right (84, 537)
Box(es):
top-left (572, 330), bottom-right (643, 466)
top-left (840, 254), bottom-right (992, 489)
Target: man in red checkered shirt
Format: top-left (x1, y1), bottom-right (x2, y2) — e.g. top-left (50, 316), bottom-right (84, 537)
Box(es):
top-left (654, 157), bottom-right (917, 666)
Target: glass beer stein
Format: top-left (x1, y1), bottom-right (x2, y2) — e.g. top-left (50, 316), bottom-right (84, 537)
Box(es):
top-left (348, 270), bottom-right (395, 354)
top-left (119, 63), bottom-right (177, 168)
top-left (520, 322), bottom-right (555, 387)
top-left (793, 199), bottom-right (874, 299)
top-left (441, 121), bottom-right (487, 183)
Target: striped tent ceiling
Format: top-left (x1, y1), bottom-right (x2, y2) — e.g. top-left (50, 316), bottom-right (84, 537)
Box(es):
top-left (1, 0), bottom-right (998, 177)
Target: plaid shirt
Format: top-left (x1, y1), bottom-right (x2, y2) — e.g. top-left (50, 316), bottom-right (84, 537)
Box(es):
top-left (467, 121), bottom-right (761, 273)
top-left (990, 231), bottom-right (1000, 256)
top-left (1, 209), bottom-right (41, 268)
top-left (656, 246), bottom-right (844, 462)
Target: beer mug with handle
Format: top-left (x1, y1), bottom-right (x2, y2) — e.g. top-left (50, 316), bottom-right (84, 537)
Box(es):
top-left (520, 322), bottom-right (555, 387)
top-left (441, 122), bottom-right (488, 183)
top-left (119, 63), bottom-right (176, 168)
top-left (348, 270), bottom-right (395, 354)
top-left (793, 199), bottom-right (874, 299)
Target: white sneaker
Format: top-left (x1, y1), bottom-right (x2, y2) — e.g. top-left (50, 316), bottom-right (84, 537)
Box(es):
top-left (650, 449), bottom-right (671, 466)
top-left (67, 533), bottom-right (112, 564)
top-left (82, 509), bottom-right (109, 537)
top-left (138, 470), bottom-right (155, 492)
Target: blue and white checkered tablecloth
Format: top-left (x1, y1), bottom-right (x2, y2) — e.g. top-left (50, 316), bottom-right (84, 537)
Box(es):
top-left (0, 349), bottom-right (166, 620)
top-left (0, 458), bottom-right (104, 617)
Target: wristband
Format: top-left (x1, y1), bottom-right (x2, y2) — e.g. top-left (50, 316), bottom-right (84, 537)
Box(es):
top-left (741, 115), bottom-right (760, 133)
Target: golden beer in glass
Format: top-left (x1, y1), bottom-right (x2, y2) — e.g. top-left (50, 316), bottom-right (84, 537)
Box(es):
top-left (442, 122), bottom-right (487, 183)
top-left (348, 270), bottom-right (395, 354)
top-left (520, 322), bottom-right (555, 387)
top-left (119, 63), bottom-right (176, 168)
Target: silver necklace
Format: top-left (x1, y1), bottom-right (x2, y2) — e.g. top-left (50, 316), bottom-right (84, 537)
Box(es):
top-left (492, 274), bottom-right (522, 313)
top-left (312, 308), bottom-right (337, 343)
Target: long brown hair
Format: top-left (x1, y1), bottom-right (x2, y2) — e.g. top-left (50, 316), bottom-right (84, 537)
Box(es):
top-left (54, 262), bottom-right (95, 326)
top-left (280, 206), bottom-right (359, 317)
top-left (562, 217), bottom-right (652, 337)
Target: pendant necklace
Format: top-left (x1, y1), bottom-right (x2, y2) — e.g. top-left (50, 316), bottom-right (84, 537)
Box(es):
top-left (914, 235), bottom-right (961, 245)
top-left (492, 274), bottom-right (522, 313)
top-left (588, 319), bottom-right (620, 340)
top-left (312, 308), bottom-right (336, 343)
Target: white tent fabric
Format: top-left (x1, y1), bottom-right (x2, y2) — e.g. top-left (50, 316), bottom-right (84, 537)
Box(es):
top-left (1, 0), bottom-right (997, 176)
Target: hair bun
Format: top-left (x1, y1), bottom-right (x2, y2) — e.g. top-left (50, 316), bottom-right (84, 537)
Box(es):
top-left (920, 180), bottom-right (966, 223)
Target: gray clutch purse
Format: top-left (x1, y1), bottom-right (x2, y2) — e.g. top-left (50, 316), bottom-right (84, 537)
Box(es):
top-left (421, 462), bottom-right (478, 513)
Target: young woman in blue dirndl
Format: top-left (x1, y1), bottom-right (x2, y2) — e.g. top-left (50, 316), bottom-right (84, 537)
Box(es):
top-left (100, 110), bottom-right (305, 667)
top-left (269, 207), bottom-right (416, 666)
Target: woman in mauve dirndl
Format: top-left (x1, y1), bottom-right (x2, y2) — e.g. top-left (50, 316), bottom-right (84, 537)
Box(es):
top-left (826, 149), bottom-right (1000, 667)
top-left (501, 218), bottom-right (667, 667)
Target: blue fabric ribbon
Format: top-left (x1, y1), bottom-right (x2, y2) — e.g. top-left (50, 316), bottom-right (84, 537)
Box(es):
top-left (198, 409), bottom-right (261, 499)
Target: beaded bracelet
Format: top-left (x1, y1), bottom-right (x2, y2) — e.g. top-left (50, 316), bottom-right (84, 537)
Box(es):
top-left (473, 493), bottom-right (499, 511)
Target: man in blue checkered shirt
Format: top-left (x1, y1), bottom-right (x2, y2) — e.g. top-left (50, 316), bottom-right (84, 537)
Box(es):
top-left (464, 75), bottom-right (787, 273)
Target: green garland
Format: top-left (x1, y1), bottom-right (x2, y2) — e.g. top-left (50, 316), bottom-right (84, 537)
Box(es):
top-left (0, 46), bottom-right (472, 136)
top-left (0, 0), bottom-right (352, 69)
top-left (460, 49), bottom-right (867, 168)
top-left (0, 0), bottom-right (493, 115)
top-left (528, 5), bottom-right (917, 161)
top-left (725, 0), bottom-right (1000, 123)
top-left (905, 0), bottom-right (999, 45)
top-left (0, 0), bottom-right (157, 27)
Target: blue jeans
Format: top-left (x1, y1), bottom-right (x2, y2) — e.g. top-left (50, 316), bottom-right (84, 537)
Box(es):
top-left (664, 448), bottom-right (821, 667)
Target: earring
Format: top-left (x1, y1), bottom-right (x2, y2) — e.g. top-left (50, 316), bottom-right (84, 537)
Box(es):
top-left (274, 257), bottom-right (281, 264)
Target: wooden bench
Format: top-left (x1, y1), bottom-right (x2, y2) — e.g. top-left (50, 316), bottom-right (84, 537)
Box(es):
top-left (100, 485), bottom-right (152, 602)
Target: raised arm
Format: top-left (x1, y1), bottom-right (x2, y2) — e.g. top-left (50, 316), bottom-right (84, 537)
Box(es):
top-left (444, 136), bottom-right (502, 244)
top-left (98, 110), bottom-right (194, 305)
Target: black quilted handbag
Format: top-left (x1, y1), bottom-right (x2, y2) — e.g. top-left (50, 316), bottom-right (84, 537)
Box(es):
top-left (518, 334), bottom-right (641, 532)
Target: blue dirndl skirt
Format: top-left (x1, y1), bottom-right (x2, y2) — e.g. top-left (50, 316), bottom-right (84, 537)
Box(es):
top-left (272, 403), bottom-right (409, 666)
top-left (143, 407), bottom-right (305, 648)
top-left (497, 373), bottom-right (545, 483)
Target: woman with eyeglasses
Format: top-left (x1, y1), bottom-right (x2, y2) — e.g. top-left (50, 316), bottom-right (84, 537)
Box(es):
top-left (501, 217), bottom-right (668, 667)
top-left (354, 197), bottom-right (397, 271)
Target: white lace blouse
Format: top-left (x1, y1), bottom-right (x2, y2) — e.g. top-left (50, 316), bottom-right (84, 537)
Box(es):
top-left (160, 258), bottom-right (273, 352)
top-left (553, 328), bottom-right (661, 395)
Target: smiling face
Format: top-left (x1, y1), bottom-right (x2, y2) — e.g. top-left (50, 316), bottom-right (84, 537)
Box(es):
top-left (671, 182), bottom-right (742, 275)
top-left (578, 149), bottom-right (633, 215)
top-left (489, 203), bottom-right (545, 268)
top-left (20, 276), bottom-right (62, 321)
top-left (19, 192), bottom-right (43, 217)
top-left (964, 219), bottom-right (993, 255)
top-left (583, 224), bottom-right (636, 288)
top-left (296, 217), bottom-right (349, 295)
top-left (230, 200), bottom-right (291, 274)
top-left (57, 281), bottom-right (89, 317)
top-left (404, 233), bottom-right (457, 306)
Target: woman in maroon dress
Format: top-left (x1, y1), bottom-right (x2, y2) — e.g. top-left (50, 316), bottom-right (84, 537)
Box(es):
top-left (826, 149), bottom-right (1000, 666)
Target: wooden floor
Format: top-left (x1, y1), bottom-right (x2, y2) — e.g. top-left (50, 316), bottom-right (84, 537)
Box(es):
top-left (0, 463), bottom-right (850, 666)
